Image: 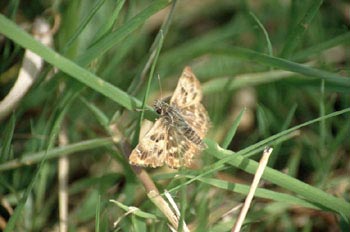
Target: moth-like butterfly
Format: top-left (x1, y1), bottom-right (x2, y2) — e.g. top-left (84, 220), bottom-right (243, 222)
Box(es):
top-left (129, 67), bottom-right (209, 168)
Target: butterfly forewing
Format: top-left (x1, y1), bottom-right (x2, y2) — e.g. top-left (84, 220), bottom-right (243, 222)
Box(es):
top-left (170, 67), bottom-right (209, 138)
top-left (170, 67), bottom-right (202, 107)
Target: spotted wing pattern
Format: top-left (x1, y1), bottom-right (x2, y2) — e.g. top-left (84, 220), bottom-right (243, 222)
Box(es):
top-left (164, 125), bottom-right (201, 168)
top-left (179, 103), bottom-right (209, 139)
top-left (170, 67), bottom-right (210, 138)
top-left (129, 67), bottom-right (209, 169)
top-left (171, 67), bottom-right (202, 107)
top-left (129, 118), bottom-right (168, 168)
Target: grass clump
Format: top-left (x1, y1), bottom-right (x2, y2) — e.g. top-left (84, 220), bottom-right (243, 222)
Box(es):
top-left (0, 1), bottom-right (349, 231)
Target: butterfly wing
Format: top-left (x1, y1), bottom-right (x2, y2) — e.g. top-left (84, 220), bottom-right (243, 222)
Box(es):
top-left (179, 103), bottom-right (210, 139)
top-left (170, 66), bottom-right (209, 138)
top-left (165, 126), bottom-right (201, 168)
top-left (170, 66), bottom-right (202, 107)
top-left (129, 118), bottom-right (169, 168)
top-left (129, 118), bottom-right (199, 169)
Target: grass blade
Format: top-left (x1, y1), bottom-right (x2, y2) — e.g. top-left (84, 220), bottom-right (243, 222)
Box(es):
top-left (213, 46), bottom-right (350, 88)
top-left (280, 0), bottom-right (323, 58)
top-left (0, 138), bottom-right (113, 172)
top-left (0, 114), bottom-right (15, 161)
top-left (63, 0), bottom-right (107, 52)
top-left (133, 31), bottom-right (164, 146)
top-left (221, 108), bottom-right (245, 149)
top-left (76, 0), bottom-right (169, 65)
top-left (292, 32), bottom-right (350, 61)
top-left (249, 12), bottom-right (273, 56)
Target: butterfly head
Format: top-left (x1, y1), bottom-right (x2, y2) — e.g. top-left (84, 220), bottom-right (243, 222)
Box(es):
top-left (154, 99), bottom-right (173, 116)
top-left (153, 99), bottom-right (166, 115)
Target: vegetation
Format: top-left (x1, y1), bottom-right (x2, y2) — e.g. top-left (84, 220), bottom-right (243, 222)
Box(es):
top-left (0, 0), bottom-right (349, 231)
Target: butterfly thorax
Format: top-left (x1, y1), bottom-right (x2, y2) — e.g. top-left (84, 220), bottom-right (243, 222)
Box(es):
top-left (153, 99), bottom-right (203, 146)
top-left (154, 99), bottom-right (182, 125)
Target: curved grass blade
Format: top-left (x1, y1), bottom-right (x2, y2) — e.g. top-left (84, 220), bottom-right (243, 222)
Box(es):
top-left (212, 47), bottom-right (350, 88)
top-left (194, 176), bottom-right (320, 210)
top-left (249, 12), bottom-right (273, 56)
top-left (0, 138), bottom-right (113, 172)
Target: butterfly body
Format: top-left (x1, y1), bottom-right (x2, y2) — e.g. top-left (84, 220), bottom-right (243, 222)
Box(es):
top-left (154, 99), bottom-right (203, 146)
top-left (129, 67), bottom-right (209, 169)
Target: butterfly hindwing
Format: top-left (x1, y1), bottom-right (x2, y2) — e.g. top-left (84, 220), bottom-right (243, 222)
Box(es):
top-left (179, 103), bottom-right (209, 139)
top-left (165, 126), bottom-right (200, 168)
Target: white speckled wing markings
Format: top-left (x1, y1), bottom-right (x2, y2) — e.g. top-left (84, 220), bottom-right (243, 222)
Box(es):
top-left (129, 67), bottom-right (209, 169)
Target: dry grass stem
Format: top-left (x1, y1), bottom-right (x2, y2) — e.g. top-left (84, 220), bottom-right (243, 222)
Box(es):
top-left (232, 147), bottom-right (273, 232)
top-left (58, 126), bottom-right (69, 232)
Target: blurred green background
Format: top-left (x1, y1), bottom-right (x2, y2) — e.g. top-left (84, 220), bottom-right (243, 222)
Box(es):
top-left (0, 0), bottom-right (349, 231)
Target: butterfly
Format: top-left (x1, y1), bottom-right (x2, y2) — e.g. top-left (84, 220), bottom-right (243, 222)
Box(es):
top-left (129, 67), bottom-right (210, 169)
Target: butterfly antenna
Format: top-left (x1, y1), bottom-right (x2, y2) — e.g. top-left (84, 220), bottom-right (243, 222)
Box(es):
top-left (157, 73), bottom-right (163, 99)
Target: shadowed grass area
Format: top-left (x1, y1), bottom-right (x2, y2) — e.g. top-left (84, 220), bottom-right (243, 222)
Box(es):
top-left (0, 1), bottom-right (349, 231)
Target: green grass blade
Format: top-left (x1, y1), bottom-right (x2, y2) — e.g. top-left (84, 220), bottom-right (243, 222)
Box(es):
top-left (89, 0), bottom-right (126, 47)
top-left (133, 31), bottom-right (164, 146)
top-left (95, 195), bottom-right (101, 232)
top-left (0, 138), bottom-right (113, 172)
top-left (319, 80), bottom-right (326, 159)
top-left (0, 1), bottom-right (169, 117)
top-left (166, 128), bottom-right (300, 194)
top-left (221, 108), bottom-right (245, 149)
top-left (63, 0), bottom-right (107, 52)
top-left (280, 0), bottom-right (323, 58)
top-left (0, 114), bottom-right (15, 161)
top-left (194, 176), bottom-right (320, 209)
top-left (170, 107), bottom-right (350, 219)
top-left (0, 14), bottom-right (156, 117)
top-left (4, 94), bottom-right (74, 231)
top-left (249, 12), bottom-right (273, 56)
top-left (213, 47), bottom-right (350, 88)
top-left (76, 0), bottom-right (169, 65)
top-left (158, 20), bottom-right (244, 72)
top-left (269, 103), bottom-right (298, 166)
top-left (179, 177), bottom-right (187, 232)
top-left (127, 0), bottom-right (177, 95)
top-left (202, 70), bottom-right (295, 95)
top-left (110, 200), bottom-right (157, 219)
top-left (80, 97), bottom-right (109, 128)
top-left (203, 108), bottom-right (350, 218)
top-left (239, 109), bottom-right (350, 159)
top-left (207, 139), bottom-right (350, 219)
top-left (292, 32), bottom-right (350, 61)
